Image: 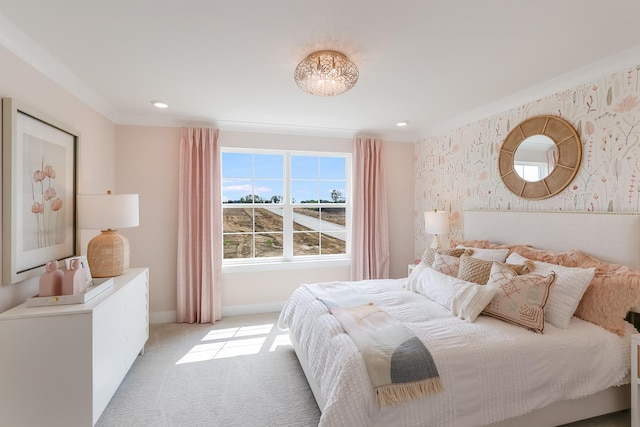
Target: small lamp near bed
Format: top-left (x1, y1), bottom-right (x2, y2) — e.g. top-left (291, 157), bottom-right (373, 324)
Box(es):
top-left (424, 210), bottom-right (450, 249)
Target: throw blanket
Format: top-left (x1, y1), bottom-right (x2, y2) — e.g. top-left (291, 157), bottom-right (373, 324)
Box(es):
top-left (305, 282), bottom-right (443, 407)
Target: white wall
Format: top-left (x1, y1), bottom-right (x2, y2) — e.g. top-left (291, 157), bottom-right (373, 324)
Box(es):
top-left (115, 126), bottom-right (180, 322)
top-left (0, 45), bottom-right (116, 313)
top-left (115, 127), bottom-right (415, 322)
top-left (383, 141), bottom-right (415, 274)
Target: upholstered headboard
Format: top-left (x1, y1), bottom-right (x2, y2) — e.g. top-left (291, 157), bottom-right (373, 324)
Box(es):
top-left (463, 210), bottom-right (640, 270)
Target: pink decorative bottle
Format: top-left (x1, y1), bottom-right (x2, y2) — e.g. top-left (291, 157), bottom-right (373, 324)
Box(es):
top-left (39, 261), bottom-right (63, 297)
top-left (62, 258), bottom-right (88, 295)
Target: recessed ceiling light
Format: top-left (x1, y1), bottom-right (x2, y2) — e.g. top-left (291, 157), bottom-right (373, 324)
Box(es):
top-left (396, 121), bottom-right (409, 127)
top-left (151, 100), bottom-right (169, 109)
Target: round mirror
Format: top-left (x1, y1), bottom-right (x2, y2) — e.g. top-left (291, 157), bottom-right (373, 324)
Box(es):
top-left (513, 135), bottom-right (558, 181)
top-left (498, 115), bottom-right (581, 200)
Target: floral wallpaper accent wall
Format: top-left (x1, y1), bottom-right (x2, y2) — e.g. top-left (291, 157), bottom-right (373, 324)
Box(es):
top-left (415, 65), bottom-right (640, 257)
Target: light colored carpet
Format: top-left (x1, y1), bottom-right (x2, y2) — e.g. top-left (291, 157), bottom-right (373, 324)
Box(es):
top-left (96, 312), bottom-right (320, 427)
top-left (97, 312), bottom-right (630, 427)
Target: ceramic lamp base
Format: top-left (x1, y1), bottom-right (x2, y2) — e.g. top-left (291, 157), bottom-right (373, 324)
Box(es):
top-left (430, 235), bottom-right (443, 249)
top-left (87, 230), bottom-right (130, 277)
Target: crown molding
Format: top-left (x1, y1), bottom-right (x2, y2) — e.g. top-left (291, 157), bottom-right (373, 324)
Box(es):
top-left (117, 114), bottom-right (418, 143)
top-left (0, 13), bottom-right (119, 122)
top-left (423, 44), bottom-right (640, 139)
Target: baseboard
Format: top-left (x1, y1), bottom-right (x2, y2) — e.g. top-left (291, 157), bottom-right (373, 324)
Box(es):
top-left (149, 310), bottom-right (176, 324)
top-left (149, 302), bottom-right (285, 324)
top-left (222, 302), bottom-right (285, 317)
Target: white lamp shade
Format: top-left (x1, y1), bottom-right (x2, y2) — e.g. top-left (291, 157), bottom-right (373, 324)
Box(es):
top-left (78, 194), bottom-right (139, 230)
top-left (424, 210), bottom-right (450, 235)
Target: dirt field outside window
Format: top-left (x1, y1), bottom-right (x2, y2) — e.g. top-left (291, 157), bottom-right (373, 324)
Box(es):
top-left (223, 207), bottom-right (345, 258)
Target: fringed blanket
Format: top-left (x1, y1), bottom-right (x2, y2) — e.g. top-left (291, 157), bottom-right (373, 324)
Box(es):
top-left (305, 282), bottom-right (443, 407)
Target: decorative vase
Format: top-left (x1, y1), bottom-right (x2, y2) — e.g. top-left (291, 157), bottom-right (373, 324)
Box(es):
top-left (62, 258), bottom-right (88, 295)
top-left (39, 261), bottom-right (64, 297)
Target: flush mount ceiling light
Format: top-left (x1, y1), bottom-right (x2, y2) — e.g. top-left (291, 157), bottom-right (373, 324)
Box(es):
top-left (294, 50), bottom-right (359, 96)
top-left (396, 121), bottom-right (409, 127)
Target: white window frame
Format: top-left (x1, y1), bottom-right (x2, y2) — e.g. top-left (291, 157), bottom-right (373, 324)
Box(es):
top-left (514, 161), bottom-right (548, 182)
top-left (221, 147), bottom-right (351, 269)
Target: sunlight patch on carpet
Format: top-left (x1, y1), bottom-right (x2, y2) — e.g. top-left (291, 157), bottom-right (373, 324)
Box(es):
top-left (176, 337), bottom-right (266, 364)
top-left (270, 333), bottom-right (292, 352)
top-left (176, 322), bottom-right (292, 364)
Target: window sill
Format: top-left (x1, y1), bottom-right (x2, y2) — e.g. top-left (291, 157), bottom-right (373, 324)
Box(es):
top-left (222, 258), bottom-right (350, 273)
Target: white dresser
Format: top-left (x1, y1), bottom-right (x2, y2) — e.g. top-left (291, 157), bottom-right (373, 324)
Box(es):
top-left (0, 267), bottom-right (149, 427)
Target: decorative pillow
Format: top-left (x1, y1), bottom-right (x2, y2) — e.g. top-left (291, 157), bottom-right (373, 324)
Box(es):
top-left (451, 240), bottom-right (538, 260)
top-left (483, 263), bottom-right (555, 333)
top-left (457, 246), bottom-right (509, 262)
top-left (569, 250), bottom-right (640, 335)
top-left (450, 282), bottom-right (497, 322)
top-left (410, 266), bottom-right (461, 308)
top-left (505, 245), bottom-right (576, 266)
top-left (507, 252), bottom-right (595, 329)
top-left (432, 253), bottom-right (460, 277)
top-left (451, 239), bottom-right (493, 249)
top-left (421, 247), bottom-right (469, 266)
top-left (406, 263), bottom-right (428, 291)
top-left (456, 254), bottom-right (527, 285)
top-left (409, 266), bottom-right (496, 322)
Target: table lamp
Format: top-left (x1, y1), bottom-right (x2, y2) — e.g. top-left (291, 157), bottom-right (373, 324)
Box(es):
top-left (424, 209), bottom-right (450, 249)
top-left (78, 192), bottom-right (139, 277)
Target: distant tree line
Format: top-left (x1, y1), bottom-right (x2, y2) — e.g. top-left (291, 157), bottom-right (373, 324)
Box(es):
top-left (225, 189), bottom-right (345, 204)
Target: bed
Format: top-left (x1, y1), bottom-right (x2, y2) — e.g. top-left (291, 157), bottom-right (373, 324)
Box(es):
top-left (279, 210), bottom-right (640, 427)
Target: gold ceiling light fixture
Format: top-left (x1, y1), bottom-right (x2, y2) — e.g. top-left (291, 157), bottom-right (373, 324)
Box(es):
top-left (294, 50), bottom-right (359, 96)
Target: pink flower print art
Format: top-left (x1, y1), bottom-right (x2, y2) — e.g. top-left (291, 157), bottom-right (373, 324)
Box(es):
top-left (26, 149), bottom-right (67, 250)
top-left (44, 186), bottom-right (56, 201)
top-left (9, 110), bottom-right (76, 283)
top-left (31, 202), bottom-right (44, 214)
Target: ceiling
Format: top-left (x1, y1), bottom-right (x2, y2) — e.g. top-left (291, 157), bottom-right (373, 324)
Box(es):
top-left (2, 1), bottom-right (640, 143)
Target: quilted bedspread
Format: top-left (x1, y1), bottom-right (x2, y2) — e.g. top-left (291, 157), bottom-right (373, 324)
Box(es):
top-left (278, 278), bottom-right (633, 427)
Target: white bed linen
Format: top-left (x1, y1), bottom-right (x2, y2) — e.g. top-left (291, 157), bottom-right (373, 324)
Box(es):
top-left (278, 278), bottom-right (633, 427)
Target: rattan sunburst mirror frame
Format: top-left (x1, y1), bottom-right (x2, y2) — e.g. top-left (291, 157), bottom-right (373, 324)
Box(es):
top-left (498, 115), bottom-right (582, 200)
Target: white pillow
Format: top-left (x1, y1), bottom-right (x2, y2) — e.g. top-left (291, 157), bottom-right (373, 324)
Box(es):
top-left (506, 252), bottom-right (595, 329)
top-left (410, 266), bottom-right (497, 322)
top-left (406, 263), bottom-right (428, 291)
top-left (414, 266), bottom-right (463, 309)
top-left (450, 281), bottom-right (498, 322)
top-left (457, 246), bottom-right (509, 262)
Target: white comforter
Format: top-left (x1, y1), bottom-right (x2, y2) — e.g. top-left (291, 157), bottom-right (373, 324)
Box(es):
top-left (278, 278), bottom-right (632, 427)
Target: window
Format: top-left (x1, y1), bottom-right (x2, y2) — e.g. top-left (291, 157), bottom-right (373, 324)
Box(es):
top-left (222, 149), bottom-right (350, 263)
top-left (514, 161), bottom-right (548, 182)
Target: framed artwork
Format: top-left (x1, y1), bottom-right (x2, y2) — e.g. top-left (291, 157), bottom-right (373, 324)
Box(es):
top-left (2, 98), bottom-right (79, 285)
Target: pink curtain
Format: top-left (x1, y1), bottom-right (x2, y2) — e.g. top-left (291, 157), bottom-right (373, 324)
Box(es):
top-left (177, 127), bottom-right (222, 323)
top-left (350, 137), bottom-right (390, 280)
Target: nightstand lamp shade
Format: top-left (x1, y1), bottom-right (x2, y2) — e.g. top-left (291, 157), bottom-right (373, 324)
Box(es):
top-left (424, 210), bottom-right (450, 249)
top-left (78, 193), bottom-right (139, 278)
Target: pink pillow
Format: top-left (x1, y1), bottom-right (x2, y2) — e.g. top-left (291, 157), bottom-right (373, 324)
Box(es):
top-left (570, 251), bottom-right (640, 335)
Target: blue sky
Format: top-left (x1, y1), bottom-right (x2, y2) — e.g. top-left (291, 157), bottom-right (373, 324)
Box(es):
top-left (222, 153), bottom-right (346, 203)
